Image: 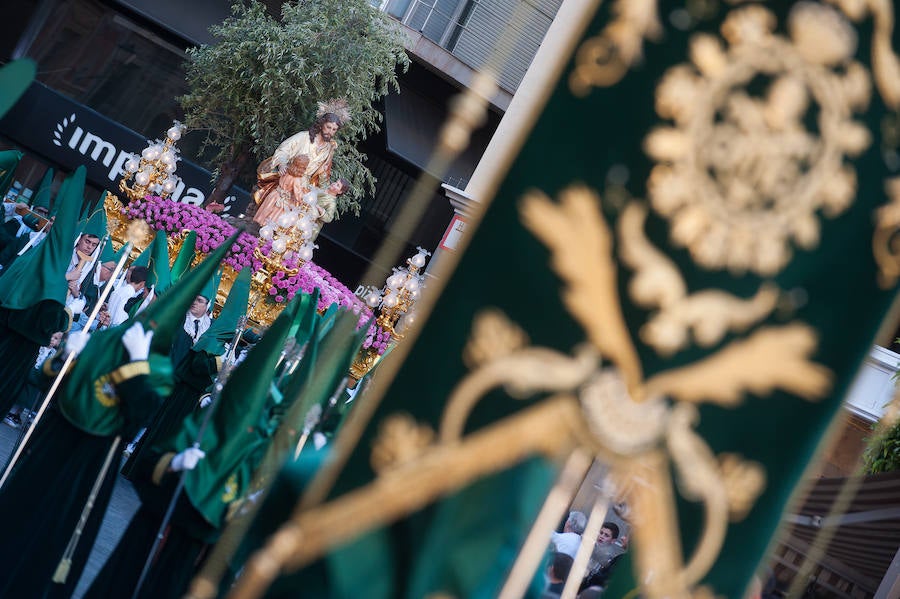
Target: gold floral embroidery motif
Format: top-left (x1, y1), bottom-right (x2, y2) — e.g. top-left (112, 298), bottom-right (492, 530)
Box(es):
top-left (516, 185), bottom-right (825, 595)
top-left (645, 4), bottom-right (871, 276)
top-left (826, 0), bottom-right (900, 109)
top-left (569, 0), bottom-right (662, 95)
top-left (873, 177), bottom-right (900, 288)
top-left (370, 413), bottom-right (435, 475)
top-left (618, 202), bottom-right (779, 355)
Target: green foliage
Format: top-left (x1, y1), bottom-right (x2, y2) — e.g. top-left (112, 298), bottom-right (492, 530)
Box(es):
top-left (863, 418), bottom-right (900, 474)
top-left (179, 0), bottom-right (410, 215)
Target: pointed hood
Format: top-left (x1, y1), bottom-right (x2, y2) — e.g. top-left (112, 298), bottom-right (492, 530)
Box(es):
top-left (284, 310), bottom-right (368, 415)
top-left (131, 241), bottom-right (152, 268)
top-left (171, 231), bottom-right (197, 282)
top-left (59, 230), bottom-right (242, 436)
top-left (289, 288), bottom-right (319, 341)
top-left (100, 240), bottom-right (128, 264)
top-left (30, 168), bottom-right (54, 210)
top-left (0, 149), bottom-right (22, 197)
top-left (0, 166), bottom-right (86, 310)
top-left (79, 202), bottom-right (107, 239)
top-left (252, 309), bottom-right (369, 495)
top-left (138, 230), bottom-right (241, 353)
top-left (199, 268), bottom-right (222, 309)
top-left (131, 231), bottom-right (170, 291)
top-left (168, 295), bottom-right (303, 528)
top-left (147, 230), bottom-right (172, 293)
top-left (0, 59), bottom-right (35, 119)
top-left (193, 266), bottom-right (252, 355)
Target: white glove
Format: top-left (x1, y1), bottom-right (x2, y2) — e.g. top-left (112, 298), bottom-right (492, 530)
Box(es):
top-left (65, 331), bottom-right (91, 356)
top-left (170, 447), bottom-right (206, 472)
top-left (199, 394), bottom-right (213, 409)
top-left (313, 432), bottom-right (328, 450)
top-left (121, 322), bottom-right (153, 361)
top-left (68, 297), bottom-right (86, 315)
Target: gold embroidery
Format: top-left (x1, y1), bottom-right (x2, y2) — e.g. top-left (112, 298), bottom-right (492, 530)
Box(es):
top-left (108, 360), bottom-right (150, 384)
top-left (462, 308), bottom-right (529, 369)
top-left (618, 203), bottom-right (779, 355)
top-left (873, 177), bottom-right (900, 288)
top-left (569, 0), bottom-right (663, 95)
top-left (645, 4), bottom-right (871, 276)
top-left (442, 311), bottom-right (597, 443)
top-left (579, 368), bottom-right (668, 456)
top-left (827, 0), bottom-right (900, 109)
top-left (92, 374), bottom-right (119, 408)
top-left (521, 186), bottom-right (643, 396)
top-left (644, 324), bottom-right (832, 407)
top-left (221, 473), bottom-right (238, 504)
top-left (497, 185), bottom-right (825, 594)
top-left (370, 414), bottom-right (435, 475)
top-left (718, 453), bottom-right (766, 521)
top-left (664, 403), bottom-right (729, 588)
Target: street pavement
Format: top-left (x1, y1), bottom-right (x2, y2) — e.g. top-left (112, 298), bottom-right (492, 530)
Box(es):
top-left (0, 419), bottom-right (141, 599)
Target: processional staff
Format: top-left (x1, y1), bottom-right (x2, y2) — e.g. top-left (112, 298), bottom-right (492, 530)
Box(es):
top-left (0, 236), bottom-right (133, 489)
top-left (130, 316), bottom-right (249, 599)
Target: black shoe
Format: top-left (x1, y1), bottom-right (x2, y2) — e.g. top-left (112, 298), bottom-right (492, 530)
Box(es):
top-left (3, 413), bottom-right (21, 428)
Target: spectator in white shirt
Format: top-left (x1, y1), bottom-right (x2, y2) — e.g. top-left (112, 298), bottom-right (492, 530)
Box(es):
top-left (551, 510), bottom-right (587, 559)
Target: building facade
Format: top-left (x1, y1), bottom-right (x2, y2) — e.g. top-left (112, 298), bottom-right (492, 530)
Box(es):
top-left (0, 0), bottom-right (561, 286)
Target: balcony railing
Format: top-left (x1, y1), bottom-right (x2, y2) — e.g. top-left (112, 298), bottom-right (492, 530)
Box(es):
top-left (371, 0), bottom-right (561, 93)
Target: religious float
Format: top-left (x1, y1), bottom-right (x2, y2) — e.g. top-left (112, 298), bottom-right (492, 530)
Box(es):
top-left (103, 121), bottom-right (428, 382)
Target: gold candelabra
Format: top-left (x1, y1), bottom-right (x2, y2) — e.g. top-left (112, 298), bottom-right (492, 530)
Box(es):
top-left (119, 121), bottom-right (187, 202)
top-left (365, 247), bottom-right (430, 340)
top-left (349, 247), bottom-right (430, 382)
top-left (256, 188), bottom-right (321, 262)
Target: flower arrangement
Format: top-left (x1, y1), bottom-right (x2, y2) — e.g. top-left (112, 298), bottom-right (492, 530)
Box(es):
top-left (124, 195), bottom-right (258, 269)
top-left (124, 195), bottom-right (391, 354)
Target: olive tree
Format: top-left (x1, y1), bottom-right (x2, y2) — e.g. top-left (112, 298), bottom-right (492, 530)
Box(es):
top-left (180, 0), bottom-right (409, 214)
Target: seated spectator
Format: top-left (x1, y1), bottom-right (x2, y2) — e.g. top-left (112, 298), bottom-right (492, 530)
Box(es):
top-left (551, 510), bottom-right (587, 558)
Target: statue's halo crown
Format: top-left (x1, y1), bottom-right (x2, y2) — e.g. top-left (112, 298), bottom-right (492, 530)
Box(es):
top-left (317, 98), bottom-right (352, 125)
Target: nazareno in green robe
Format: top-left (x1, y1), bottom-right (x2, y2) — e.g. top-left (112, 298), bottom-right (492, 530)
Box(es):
top-left (0, 360), bottom-right (161, 599)
top-left (84, 445), bottom-right (219, 599)
top-left (121, 348), bottom-right (220, 479)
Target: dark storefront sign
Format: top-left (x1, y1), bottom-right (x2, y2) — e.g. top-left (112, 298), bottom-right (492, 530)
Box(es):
top-left (0, 82), bottom-right (250, 212)
top-left (115, 0), bottom-right (237, 46)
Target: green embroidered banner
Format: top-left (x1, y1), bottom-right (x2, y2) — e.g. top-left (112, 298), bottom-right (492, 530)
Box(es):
top-left (224, 3), bottom-right (900, 598)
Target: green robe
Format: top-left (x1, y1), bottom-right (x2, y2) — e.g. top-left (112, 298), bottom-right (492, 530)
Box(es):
top-left (0, 368), bottom-right (160, 598)
top-left (85, 447), bottom-right (217, 599)
top-left (122, 349), bottom-right (219, 479)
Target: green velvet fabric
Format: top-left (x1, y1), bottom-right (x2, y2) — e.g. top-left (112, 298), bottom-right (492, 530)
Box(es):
top-left (0, 149), bottom-right (22, 197)
top-left (0, 59), bottom-right (34, 120)
top-left (29, 168), bottom-right (53, 211)
top-left (286, 3), bottom-right (900, 598)
top-left (171, 230), bottom-right (197, 282)
top-left (0, 166), bottom-right (84, 310)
